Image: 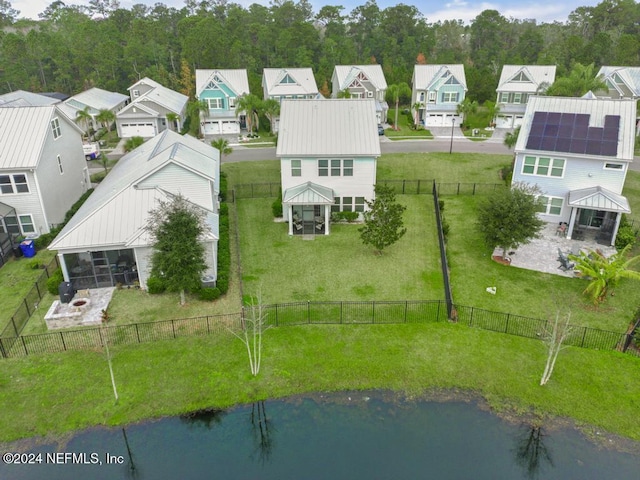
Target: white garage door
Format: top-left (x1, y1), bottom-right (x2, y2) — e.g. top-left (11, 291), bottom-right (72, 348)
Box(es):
top-left (202, 121), bottom-right (221, 135)
top-left (121, 122), bottom-right (156, 138)
top-left (495, 115), bottom-right (512, 129)
top-left (425, 114), bottom-right (444, 127)
top-left (221, 121), bottom-right (239, 134)
top-left (514, 115), bottom-right (524, 128)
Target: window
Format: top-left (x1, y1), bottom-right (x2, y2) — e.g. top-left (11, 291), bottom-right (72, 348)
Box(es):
top-left (229, 97), bottom-right (235, 108)
top-left (207, 98), bottom-right (223, 109)
top-left (351, 92), bottom-right (363, 99)
top-left (513, 93), bottom-right (522, 104)
top-left (355, 197), bottom-right (365, 212)
top-left (367, 91), bottom-right (373, 98)
top-left (512, 71), bottom-right (531, 82)
top-left (331, 197), bottom-right (340, 213)
top-left (18, 214), bottom-right (35, 233)
top-left (132, 89), bottom-right (140, 98)
top-left (335, 197), bottom-right (366, 213)
top-left (0, 174), bottom-right (30, 194)
top-left (51, 118), bottom-right (61, 139)
top-left (604, 162), bottom-right (624, 171)
top-left (280, 74), bottom-right (296, 84)
top-left (343, 160), bottom-right (353, 176)
top-left (342, 197), bottom-right (353, 212)
top-left (2, 215), bottom-right (19, 234)
top-left (499, 92), bottom-right (509, 103)
top-left (291, 159), bottom-right (301, 176)
top-left (331, 159), bottom-right (341, 176)
top-left (538, 196), bottom-right (563, 215)
top-left (1, 214), bottom-right (34, 235)
top-left (522, 156), bottom-right (565, 177)
top-left (318, 159), bottom-right (328, 176)
top-left (419, 92), bottom-right (425, 102)
top-left (444, 76), bottom-right (459, 85)
top-left (57, 155), bottom-right (64, 175)
top-left (442, 92), bottom-right (459, 103)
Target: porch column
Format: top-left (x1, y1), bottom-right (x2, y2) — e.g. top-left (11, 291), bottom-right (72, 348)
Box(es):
top-left (566, 208), bottom-right (578, 240)
top-left (288, 204), bottom-right (293, 236)
top-left (324, 204), bottom-right (330, 235)
top-left (611, 213), bottom-right (623, 247)
top-left (58, 253), bottom-right (70, 282)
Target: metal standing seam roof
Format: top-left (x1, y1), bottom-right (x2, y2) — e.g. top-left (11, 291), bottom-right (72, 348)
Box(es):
top-left (195, 69), bottom-right (250, 98)
top-left (120, 80), bottom-right (188, 116)
top-left (49, 130), bottom-right (220, 251)
top-left (515, 96), bottom-right (637, 159)
top-left (412, 64), bottom-right (467, 91)
top-left (497, 65), bottom-right (556, 93)
top-left (0, 90), bottom-right (60, 107)
top-left (276, 99), bottom-right (381, 157)
top-left (597, 66), bottom-right (640, 97)
top-left (568, 186), bottom-right (631, 213)
top-left (334, 65), bottom-right (388, 91)
top-left (0, 106), bottom-right (62, 169)
top-left (65, 87), bottom-right (129, 111)
top-left (263, 68), bottom-right (319, 97)
top-left (283, 182), bottom-right (335, 204)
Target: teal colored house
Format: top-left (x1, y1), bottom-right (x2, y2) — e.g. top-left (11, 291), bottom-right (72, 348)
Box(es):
top-left (411, 65), bottom-right (467, 127)
top-left (195, 69), bottom-right (250, 137)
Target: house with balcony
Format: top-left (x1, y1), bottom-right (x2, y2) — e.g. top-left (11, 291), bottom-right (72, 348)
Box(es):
top-left (277, 99), bottom-right (380, 235)
top-left (331, 65), bottom-right (388, 124)
top-left (195, 69), bottom-right (250, 137)
top-left (49, 130), bottom-right (220, 290)
top-left (495, 65), bottom-right (556, 129)
top-left (411, 64), bottom-right (467, 127)
top-left (512, 95), bottom-right (636, 246)
top-left (262, 68), bottom-right (319, 132)
top-left (115, 77), bottom-right (188, 139)
top-left (58, 87), bottom-right (129, 135)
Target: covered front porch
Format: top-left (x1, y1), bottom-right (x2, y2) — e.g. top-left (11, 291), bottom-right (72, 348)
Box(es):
top-left (283, 182), bottom-right (334, 236)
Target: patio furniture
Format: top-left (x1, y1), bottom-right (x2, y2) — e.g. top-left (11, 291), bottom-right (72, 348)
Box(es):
top-left (557, 248), bottom-right (575, 271)
top-left (556, 222), bottom-right (567, 237)
top-left (573, 228), bottom-right (584, 240)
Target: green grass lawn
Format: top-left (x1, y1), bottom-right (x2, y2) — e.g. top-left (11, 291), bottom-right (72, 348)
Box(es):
top-left (1, 322), bottom-right (639, 443)
top-left (445, 195), bottom-right (640, 332)
top-left (237, 196), bottom-right (442, 303)
top-left (386, 108), bottom-right (432, 138)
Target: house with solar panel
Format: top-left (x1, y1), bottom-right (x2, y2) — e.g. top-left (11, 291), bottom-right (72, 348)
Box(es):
top-left (411, 64), bottom-right (467, 128)
top-left (115, 78), bottom-right (188, 139)
top-left (277, 99), bottom-right (380, 235)
top-left (262, 68), bottom-right (320, 133)
top-left (195, 69), bottom-right (250, 137)
top-left (49, 130), bottom-right (220, 290)
top-left (331, 65), bottom-right (388, 124)
top-left (512, 95), bottom-right (637, 246)
top-left (495, 65), bottom-right (556, 129)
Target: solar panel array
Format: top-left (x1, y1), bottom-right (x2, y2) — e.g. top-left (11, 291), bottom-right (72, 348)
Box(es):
top-left (526, 112), bottom-right (619, 157)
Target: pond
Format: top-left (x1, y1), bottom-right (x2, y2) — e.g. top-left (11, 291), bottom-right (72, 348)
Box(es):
top-left (2, 392), bottom-right (639, 479)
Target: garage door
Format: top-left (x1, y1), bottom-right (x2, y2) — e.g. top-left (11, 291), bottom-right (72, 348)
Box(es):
top-left (425, 114), bottom-right (444, 127)
top-left (202, 121), bottom-right (221, 135)
top-left (513, 116), bottom-right (524, 128)
top-left (121, 122), bottom-right (156, 138)
top-left (221, 121), bottom-right (239, 134)
top-left (495, 115), bottom-right (512, 129)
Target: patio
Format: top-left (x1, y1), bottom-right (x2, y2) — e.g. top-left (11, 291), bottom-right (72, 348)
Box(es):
top-left (494, 222), bottom-right (617, 278)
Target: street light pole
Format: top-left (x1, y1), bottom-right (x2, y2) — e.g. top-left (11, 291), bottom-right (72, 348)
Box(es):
top-left (449, 117), bottom-right (455, 154)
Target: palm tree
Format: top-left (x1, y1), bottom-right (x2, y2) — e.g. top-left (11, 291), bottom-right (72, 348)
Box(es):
top-left (569, 244), bottom-right (640, 304)
top-left (412, 101), bottom-right (422, 127)
top-left (546, 63), bottom-right (607, 97)
top-left (96, 109), bottom-right (115, 134)
top-left (166, 112), bottom-right (180, 132)
top-left (211, 138), bottom-right (232, 160)
top-left (456, 97), bottom-right (478, 128)
top-left (262, 98), bottom-right (280, 133)
top-left (504, 126), bottom-right (521, 150)
top-left (124, 136), bottom-right (145, 153)
top-left (186, 99), bottom-right (208, 136)
top-left (386, 83), bottom-right (411, 130)
top-left (235, 94), bottom-right (262, 136)
top-left (75, 106), bottom-right (93, 138)
top-left (484, 100), bottom-right (500, 127)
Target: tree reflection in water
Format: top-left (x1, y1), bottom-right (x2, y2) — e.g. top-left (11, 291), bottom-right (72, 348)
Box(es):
top-left (250, 401), bottom-right (274, 464)
top-left (514, 424), bottom-right (553, 479)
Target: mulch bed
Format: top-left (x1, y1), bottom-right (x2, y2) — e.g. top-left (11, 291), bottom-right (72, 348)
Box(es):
top-left (491, 255), bottom-right (511, 266)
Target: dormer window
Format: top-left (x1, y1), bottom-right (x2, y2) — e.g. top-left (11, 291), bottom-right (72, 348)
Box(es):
top-left (206, 81), bottom-right (219, 90)
top-left (280, 74), bottom-right (296, 84)
top-left (444, 76), bottom-right (459, 85)
top-left (512, 71), bottom-right (531, 82)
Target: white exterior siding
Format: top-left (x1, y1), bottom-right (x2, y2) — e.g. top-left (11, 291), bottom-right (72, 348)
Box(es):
top-left (1, 170), bottom-right (47, 235)
top-left (134, 246), bottom-right (153, 289)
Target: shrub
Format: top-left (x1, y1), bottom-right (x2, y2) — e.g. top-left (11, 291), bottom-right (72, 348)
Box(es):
top-left (90, 171), bottom-right (108, 183)
top-left (216, 197), bottom-right (231, 296)
top-left (46, 269), bottom-right (64, 295)
top-left (146, 276), bottom-right (166, 294)
top-left (331, 211), bottom-right (359, 222)
top-left (272, 190), bottom-right (283, 217)
top-left (198, 287), bottom-right (221, 301)
top-left (27, 259), bottom-right (43, 270)
top-left (219, 171), bottom-right (228, 202)
top-left (615, 224), bottom-right (637, 250)
top-left (34, 233), bottom-right (53, 249)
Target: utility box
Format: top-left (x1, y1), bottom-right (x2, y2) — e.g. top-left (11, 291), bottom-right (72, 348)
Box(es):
top-left (58, 282), bottom-right (75, 304)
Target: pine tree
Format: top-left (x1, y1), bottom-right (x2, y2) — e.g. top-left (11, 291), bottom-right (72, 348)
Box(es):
top-left (359, 184), bottom-right (407, 254)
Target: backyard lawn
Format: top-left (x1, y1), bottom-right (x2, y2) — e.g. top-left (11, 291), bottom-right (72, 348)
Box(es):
top-left (237, 196), bottom-right (443, 303)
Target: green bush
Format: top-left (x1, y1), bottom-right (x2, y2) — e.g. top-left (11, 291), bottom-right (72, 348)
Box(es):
top-left (272, 191), bottom-right (283, 217)
top-left (615, 224), bottom-right (637, 250)
top-left (331, 211), bottom-right (359, 222)
top-left (146, 276), bottom-right (166, 294)
top-left (219, 171), bottom-right (228, 202)
top-left (46, 269), bottom-right (64, 295)
top-left (216, 198), bottom-right (231, 296)
top-left (197, 286), bottom-right (221, 301)
top-left (27, 259), bottom-right (43, 270)
top-left (90, 171), bottom-right (108, 183)
top-left (34, 233), bottom-right (53, 249)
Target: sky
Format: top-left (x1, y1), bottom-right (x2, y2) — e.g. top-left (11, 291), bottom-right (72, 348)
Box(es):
top-left (13, 0), bottom-right (600, 24)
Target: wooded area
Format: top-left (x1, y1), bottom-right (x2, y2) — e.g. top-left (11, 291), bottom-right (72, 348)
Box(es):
top-left (0, 0), bottom-right (639, 103)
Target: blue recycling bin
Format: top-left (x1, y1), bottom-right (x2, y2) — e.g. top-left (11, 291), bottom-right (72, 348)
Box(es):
top-left (20, 239), bottom-right (36, 258)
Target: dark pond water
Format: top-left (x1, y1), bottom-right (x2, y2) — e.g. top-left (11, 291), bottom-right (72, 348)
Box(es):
top-left (2, 392), bottom-right (639, 479)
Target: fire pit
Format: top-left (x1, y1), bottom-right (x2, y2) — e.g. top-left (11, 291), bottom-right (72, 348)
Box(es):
top-left (72, 299), bottom-right (88, 307)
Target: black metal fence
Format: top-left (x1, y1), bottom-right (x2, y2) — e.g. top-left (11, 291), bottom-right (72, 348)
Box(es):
top-left (1, 256), bottom-right (60, 342)
top-left (1, 300), bottom-right (637, 359)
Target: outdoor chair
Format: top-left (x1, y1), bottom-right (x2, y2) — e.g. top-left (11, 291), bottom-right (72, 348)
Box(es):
top-left (557, 248), bottom-right (575, 271)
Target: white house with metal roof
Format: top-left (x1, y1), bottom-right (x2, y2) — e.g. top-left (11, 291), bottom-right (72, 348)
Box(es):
top-left (49, 130), bottom-right (220, 290)
top-left (0, 90), bottom-right (61, 107)
top-left (0, 106), bottom-right (90, 242)
top-left (116, 77), bottom-right (188, 139)
top-left (262, 68), bottom-right (320, 133)
top-left (495, 65), bottom-right (556, 129)
top-left (331, 65), bottom-right (388, 124)
top-left (195, 69), bottom-right (250, 137)
top-left (512, 95), bottom-right (636, 246)
top-left (58, 87), bottom-right (129, 134)
top-left (411, 64), bottom-right (467, 128)
top-left (277, 99), bottom-right (380, 235)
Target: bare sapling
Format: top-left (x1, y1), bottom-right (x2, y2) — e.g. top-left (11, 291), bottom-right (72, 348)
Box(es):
top-left (540, 311), bottom-right (572, 386)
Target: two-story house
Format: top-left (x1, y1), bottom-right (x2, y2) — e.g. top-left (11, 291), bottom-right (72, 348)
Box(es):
top-left (512, 95), bottom-right (636, 246)
top-left (277, 99), bottom-right (380, 235)
top-left (115, 77), bottom-right (188, 139)
top-left (596, 66), bottom-right (640, 134)
top-left (49, 130), bottom-right (220, 290)
top-left (262, 68), bottom-right (319, 133)
top-left (495, 65), bottom-right (556, 129)
top-left (411, 65), bottom-right (467, 127)
top-left (195, 69), bottom-right (250, 137)
top-left (0, 106), bottom-right (90, 248)
top-left (58, 87), bottom-right (129, 135)
top-left (331, 65), bottom-right (388, 124)
top-left (0, 90), bottom-right (62, 107)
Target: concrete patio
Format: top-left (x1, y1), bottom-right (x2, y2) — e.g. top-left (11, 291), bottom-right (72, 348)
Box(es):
top-left (493, 223), bottom-right (616, 278)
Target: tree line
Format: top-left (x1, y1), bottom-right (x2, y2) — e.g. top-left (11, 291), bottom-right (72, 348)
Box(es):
top-left (0, 0), bottom-right (639, 104)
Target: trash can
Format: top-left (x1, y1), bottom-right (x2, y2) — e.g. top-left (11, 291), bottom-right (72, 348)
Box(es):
top-left (19, 239), bottom-right (36, 258)
top-left (11, 244), bottom-right (23, 258)
top-left (58, 282), bottom-right (75, 304)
